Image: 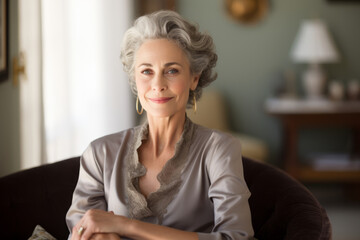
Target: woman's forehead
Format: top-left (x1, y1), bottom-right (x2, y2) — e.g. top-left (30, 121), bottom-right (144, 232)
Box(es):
top-left (135, 39), bottom-right (189, 66)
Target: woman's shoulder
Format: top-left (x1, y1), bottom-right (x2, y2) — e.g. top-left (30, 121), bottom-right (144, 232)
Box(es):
top-left (192, 124), bottom-right (243, 173)
top-left (190, 123), bottom-right (241, 158)
top-left (193, 123), bottom-right (239, 146)
top-left (81, 125), bottom-right (142, 168)
top-left (87, 125), bottom-right (143, 154)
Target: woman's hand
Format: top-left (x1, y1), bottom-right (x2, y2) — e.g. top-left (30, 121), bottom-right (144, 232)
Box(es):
top-left (71, 208), bottom-right (198, 240)
top-left (71, 209), bottom-right (130, 240)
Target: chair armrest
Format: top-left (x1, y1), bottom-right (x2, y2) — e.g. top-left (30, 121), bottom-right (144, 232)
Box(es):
top-left (243, 157), bottom-right (332, 240)
top-left (0, 157), bottom-right (80, 239)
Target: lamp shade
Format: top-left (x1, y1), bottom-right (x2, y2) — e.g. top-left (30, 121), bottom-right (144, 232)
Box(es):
top-left (290, 19), bottom-right (339, 64)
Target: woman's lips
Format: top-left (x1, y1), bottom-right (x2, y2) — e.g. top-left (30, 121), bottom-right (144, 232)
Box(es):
top-left (148, 97), bottom-right (173, 104)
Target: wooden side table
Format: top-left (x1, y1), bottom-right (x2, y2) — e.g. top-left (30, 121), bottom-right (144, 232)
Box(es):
top-left (265, 98), bottom-right (360, 183)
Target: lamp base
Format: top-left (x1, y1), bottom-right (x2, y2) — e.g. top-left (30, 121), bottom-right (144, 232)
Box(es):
top-left (303, 64), bottom-right (326, 99)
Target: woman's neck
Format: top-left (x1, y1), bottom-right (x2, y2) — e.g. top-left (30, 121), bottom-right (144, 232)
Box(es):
top-left (146, 112), bottom-right (186, 157)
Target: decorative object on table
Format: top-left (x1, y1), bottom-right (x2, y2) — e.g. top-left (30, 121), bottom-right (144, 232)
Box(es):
top-left (328, 80), bottom-right (344, 101)
top-left (224, 0), bottom-right (268, 24)
top-left (271, 70), bottom-right (298, 99)
top-left (282, 70), bottom-right (298, 99)
top-left (290, 19), bottom-right (340, 99)
top-left (347, 79), bottom-right (360, 100)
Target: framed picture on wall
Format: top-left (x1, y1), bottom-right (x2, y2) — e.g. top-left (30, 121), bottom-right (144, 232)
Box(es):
top-left (136, 0), bottom-right (176, 17)
top-left (0, 0), bottom-right (8, 82)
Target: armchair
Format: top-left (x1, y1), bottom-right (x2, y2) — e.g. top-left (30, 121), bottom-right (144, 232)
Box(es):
top-left (0, 156), bottom-right (331, 239)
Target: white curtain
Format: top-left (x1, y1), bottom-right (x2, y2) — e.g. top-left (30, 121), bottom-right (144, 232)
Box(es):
top-left (18, 0), bottom-right (44, 169)
top-left (41, 0), bottom-right (134, 163)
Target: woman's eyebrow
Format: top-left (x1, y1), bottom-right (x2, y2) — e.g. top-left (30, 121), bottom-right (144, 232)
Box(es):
top-left (164, 62), bottom-right (183, 67)
top-left (138, 62), bottom-right (183, 68)
top-left (137, 63), bottom-right (152, 67)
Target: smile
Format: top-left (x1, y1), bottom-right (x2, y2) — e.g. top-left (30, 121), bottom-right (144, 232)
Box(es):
top-left (148, 97), bottom-right (173, 104)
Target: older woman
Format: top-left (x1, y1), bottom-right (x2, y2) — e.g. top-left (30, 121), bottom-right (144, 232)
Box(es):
top-left (66, 10), bottom-right (253, 240)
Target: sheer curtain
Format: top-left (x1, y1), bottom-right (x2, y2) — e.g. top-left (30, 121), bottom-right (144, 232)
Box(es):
top-left (18, 0), bottom-right (44, 169)
top-left (41, 0), bottom-right (134, 163)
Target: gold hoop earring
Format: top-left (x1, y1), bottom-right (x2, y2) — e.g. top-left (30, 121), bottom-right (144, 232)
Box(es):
top-left (136, 96), bottom-right (143, 115)
top-left (192, 95), bottom-right (197, 114)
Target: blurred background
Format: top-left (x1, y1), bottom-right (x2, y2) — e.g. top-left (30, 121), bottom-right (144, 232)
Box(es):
top-left (0, 0), bottom-right (359, 239)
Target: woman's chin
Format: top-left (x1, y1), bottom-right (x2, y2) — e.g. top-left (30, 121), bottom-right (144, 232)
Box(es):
top-left (146, 109), bottom-right (185, 120)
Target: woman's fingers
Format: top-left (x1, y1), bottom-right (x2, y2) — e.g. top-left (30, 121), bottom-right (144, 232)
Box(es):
top-left (72, 209), bottom-right (126, 239)
top-left (72, 222), bottom-right (88, 240)
top-left (71, 225), bottom-right (81, 240)
top-left (78, 226), bottom-right (85, 236)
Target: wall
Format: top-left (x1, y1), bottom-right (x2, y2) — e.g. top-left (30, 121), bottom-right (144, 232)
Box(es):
top-left (1, 1), bottom-right (359, 176)
top-left (178, 0), bottom-right (360, 163)
top-left (0, 0), bottom-right (19, 177)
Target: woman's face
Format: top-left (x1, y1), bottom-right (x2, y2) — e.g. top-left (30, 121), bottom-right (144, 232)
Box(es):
top-left (134, 38), bottom-right (199, 118)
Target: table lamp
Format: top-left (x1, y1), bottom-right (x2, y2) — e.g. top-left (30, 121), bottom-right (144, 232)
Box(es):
top-left (290, 19), bottom-right (340, 99)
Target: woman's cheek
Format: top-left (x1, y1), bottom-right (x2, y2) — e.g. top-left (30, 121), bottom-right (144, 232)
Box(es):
top-left (135, 78), bottom-right (146, 94)
top-left (176, 83), bottom-right (191, 97)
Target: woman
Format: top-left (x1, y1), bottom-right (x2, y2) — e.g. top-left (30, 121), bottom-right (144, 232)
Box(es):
top-left (66, 10), bottom-right (254, 240)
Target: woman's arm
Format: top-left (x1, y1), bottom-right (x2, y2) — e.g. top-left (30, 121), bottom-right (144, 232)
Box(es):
top-left (66, 143), bottom-right (107, 236)
top-left (71, 209), bottom-right (198, 240)
top-left (197, 132), bottom-right (254, 240)
top-left (126, 218), bottom-right (198, 240)
top-left (87, 233), bottom-right (122, 240)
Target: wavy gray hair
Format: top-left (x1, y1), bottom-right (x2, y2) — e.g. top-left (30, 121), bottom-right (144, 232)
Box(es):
top-left (120, 10), bottom-right (217, 106)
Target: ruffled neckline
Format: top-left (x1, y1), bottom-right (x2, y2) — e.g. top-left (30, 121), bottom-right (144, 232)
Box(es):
top-left (126, 117), bottom-right (195, 223)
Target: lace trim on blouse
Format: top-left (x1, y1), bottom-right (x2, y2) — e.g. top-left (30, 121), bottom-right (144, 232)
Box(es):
top-left (126, 117), bottom-right (195, 223)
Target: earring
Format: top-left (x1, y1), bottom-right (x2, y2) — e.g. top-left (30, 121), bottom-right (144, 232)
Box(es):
top-left (136, 96), bottom-right (143, 115)
top-left (192, 95), bottom-right (197, 114)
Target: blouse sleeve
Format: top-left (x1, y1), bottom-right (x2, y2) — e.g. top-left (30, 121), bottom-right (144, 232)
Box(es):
top-left (198, 134), bottom-right (254, 240)
top-left (65, 143), bottom-right (107, 234)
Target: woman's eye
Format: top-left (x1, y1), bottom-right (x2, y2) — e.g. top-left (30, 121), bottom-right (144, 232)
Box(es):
top-left (167, 69), bottom-right (179, 74)
top-left (141, 69), bottom-right (152, 75)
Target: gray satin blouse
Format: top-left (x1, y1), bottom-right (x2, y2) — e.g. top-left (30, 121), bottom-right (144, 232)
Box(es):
top-left (66, 118), bottom-right (254, 239)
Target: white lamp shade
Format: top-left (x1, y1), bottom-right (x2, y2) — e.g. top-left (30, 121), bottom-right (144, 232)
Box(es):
top-left (291, 19), bottom-right (340, 64)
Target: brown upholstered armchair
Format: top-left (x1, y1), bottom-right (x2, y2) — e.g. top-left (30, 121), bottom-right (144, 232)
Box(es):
top-left (0, 156), bottom-right (331, 239)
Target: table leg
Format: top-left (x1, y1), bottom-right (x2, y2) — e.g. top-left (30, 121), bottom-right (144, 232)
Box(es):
top-left (283, 121), bottom-right (299, 178)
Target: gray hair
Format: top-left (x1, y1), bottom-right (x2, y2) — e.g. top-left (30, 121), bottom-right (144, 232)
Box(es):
top-left (120, 10), bottom-right (217, 106)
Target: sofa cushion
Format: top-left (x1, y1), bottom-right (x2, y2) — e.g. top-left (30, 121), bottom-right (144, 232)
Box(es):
top-left (28, 225), bottom-right (56, 240)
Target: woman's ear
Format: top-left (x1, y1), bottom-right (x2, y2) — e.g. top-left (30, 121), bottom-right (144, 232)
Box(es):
top-left (190, 74), bottom-right (200, 91)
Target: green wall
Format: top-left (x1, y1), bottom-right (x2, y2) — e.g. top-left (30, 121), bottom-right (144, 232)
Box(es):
top-left (0, 0), bottom-right (19, 177)
top-left (178, 0), bottom-right (360, 163)
top-left (1, 1), bottom-right (359, 176)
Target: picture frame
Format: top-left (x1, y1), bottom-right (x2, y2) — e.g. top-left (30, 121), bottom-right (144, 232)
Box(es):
top-left (136, 0), bottom-right (176, 17)
top-left (0, 0), bottom-right (8, 82)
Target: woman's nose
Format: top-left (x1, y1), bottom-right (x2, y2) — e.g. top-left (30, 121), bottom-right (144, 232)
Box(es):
top-left (152, 74), bottom-right (167, 92)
